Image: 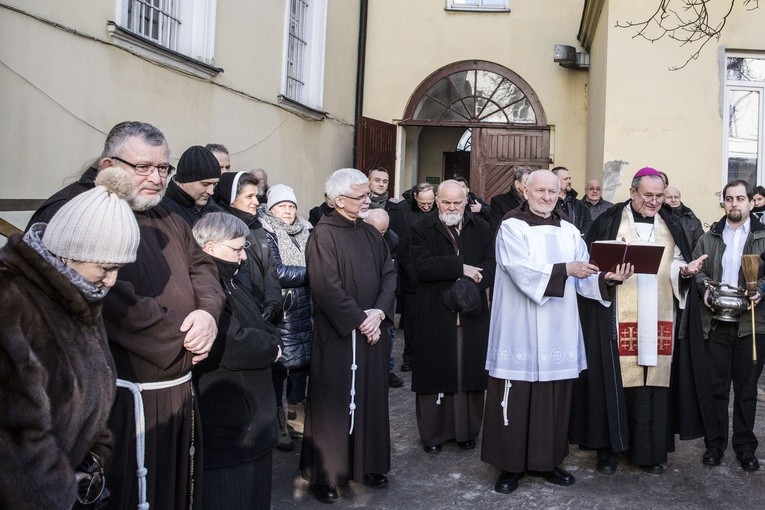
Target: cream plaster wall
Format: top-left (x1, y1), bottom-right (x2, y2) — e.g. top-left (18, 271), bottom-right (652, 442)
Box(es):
top-left (363, 0), bottom-right (590, 192)
top-left (594, 1), bottom-right (765, 226)
top-left (0, 1), bottom-right (358, 234)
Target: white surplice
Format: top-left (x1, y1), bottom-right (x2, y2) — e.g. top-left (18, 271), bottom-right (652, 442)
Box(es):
top-left (486, 217), bottom-right (610, 382)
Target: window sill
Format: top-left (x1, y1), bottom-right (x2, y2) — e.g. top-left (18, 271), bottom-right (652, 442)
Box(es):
top-left (445, 8), bottom-right (510, 12)
top-left (106, 22), bottom-right (223, 79)
top-left (277, 95), bottom-right (327, 120)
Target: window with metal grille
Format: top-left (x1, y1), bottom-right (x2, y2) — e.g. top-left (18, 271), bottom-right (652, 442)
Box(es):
top-left (126, 0), bottom-right (180, 51)
top-left (112, 0), bottom-right (217, 72)
top-left (282, 0), bottom-right (326, 110)
top-left (285, 0), bottom-right (308, 102)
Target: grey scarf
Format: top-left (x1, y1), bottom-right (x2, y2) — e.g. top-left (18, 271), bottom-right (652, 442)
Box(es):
top-left (259, 210), bottom-right (311, 266)
top-left (24, 224), bottom-right (109, 302)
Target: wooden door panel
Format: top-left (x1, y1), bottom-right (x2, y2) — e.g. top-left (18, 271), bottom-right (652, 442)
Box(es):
top-left (470, 128), bottom-right (550, 201)
top-left (355, 116), bottom-right (397, 194)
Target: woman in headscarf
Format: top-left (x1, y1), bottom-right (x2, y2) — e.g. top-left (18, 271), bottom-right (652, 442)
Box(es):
top-left (258, 184), bottom-right (315, 450)
top-left (213, 171), bottom-right (282, 324)
top-left (0, 167), bottom-right (139, 509)
top-left (192, 212), bottom-right (282, 510)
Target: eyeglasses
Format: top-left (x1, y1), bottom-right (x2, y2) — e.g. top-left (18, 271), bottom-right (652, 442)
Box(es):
top-left (76, 454), bottom-right (106, 505)
top-left (111, 156), bottom-right (174, 177)
top-left (339, 192), bottom-right (372, 201)
top-left (216, 240), bottom-right (250, 255)
top-left (637, 192), bottom-right (664, 204)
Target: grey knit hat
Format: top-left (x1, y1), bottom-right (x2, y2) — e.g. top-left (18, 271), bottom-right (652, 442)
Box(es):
top-left (43, 167), bottom-right (140, 264)
top-left (176, 145), bottom-right (221, 183)
top-left (267, 183), bottom-right (298, 210)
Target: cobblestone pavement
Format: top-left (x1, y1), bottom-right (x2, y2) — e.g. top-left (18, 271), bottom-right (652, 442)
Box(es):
top-left (271, 326), bottom-right (765, 509)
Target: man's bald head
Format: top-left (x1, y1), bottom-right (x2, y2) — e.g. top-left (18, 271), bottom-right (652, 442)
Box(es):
top-left (364, 207), bottom-right (390, 235)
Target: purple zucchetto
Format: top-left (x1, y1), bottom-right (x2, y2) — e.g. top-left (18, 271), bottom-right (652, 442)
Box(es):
top-left (633, 167), bottom-right (662, 179)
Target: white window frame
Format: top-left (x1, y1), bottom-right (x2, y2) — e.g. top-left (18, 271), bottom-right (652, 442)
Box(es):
top-left (109, 0), bottom-right (218, 79)
top-left (722, 52), bottom-right (765, 193)
top-left (445, 0), bottom-right (510, 12)
top-left (281, 0), bottom-right (327, 111)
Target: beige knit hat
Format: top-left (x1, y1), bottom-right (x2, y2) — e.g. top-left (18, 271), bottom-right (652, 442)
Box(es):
top-left (43, 166), bottom-right (140, 264)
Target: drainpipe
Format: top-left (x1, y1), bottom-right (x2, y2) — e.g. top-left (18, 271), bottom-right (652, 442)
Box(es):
top-left (352, 0), bottom-right (369, 167)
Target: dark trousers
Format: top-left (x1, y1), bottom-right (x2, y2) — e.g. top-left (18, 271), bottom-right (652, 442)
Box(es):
top-left (203, 452), bottom-right (272, 510)
top-left (704, 322), bottom-right (764, 455)
top-left (400, 291), bottom-right (417, 363)
top-left (272, 364), bottom-right (309, 407)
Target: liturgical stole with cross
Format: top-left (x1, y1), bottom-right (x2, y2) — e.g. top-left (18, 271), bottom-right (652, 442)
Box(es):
top-left (615, 207), bottom-right (676, 388)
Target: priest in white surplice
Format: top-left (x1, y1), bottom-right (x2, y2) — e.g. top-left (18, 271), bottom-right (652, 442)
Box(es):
top-left (482, 170), bottom-right (633, 495)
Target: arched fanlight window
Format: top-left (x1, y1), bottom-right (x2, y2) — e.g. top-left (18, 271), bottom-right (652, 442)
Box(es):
top-left (403, 61), bottom-right (547, 127)
top-left (411, 68), bottom-right (536, 124)
top-left (457, 129), bottom-right (472, 151)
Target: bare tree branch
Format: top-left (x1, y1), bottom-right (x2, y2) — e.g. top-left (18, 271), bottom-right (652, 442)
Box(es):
top-left (616, 0), bottom-right (760, 70)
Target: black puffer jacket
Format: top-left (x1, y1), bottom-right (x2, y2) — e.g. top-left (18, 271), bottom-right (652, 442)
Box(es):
top-left (260, 217), bottom-right (314, 369)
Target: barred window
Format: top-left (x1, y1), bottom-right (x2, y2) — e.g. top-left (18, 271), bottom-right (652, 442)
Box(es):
top-left (126, 0), bottom-right (180, 50)
top-left (282, 0), bottom-right (326, 109)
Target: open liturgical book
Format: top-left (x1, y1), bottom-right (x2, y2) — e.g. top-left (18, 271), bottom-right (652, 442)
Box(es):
top-left (588, 240), bottom-right (665, 275)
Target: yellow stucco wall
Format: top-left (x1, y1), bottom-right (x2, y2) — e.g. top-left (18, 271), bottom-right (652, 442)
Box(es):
top-left (363, 0), bottom-right (590, 196)
top-left (0, 1), bottom-right (358, 232)
top-left (588, 1), bottom-right (765, 226)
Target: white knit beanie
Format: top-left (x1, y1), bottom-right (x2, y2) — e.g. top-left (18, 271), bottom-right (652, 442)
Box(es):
top-left (267, 183), bottom-right (298, 210)
top-left (43, 167), bottom-right (140, 264)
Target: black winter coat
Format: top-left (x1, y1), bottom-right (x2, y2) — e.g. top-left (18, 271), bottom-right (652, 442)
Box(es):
top-left (0, 231), bottom-right (115, 509)
top-left (410, 213), bottom-right (495, 394)
top-left (161, 178), bottom-right (222, 227)
top-left (193, 258), bottom-right (282, 469)
top-left (219, 204), bottom-right (283, 314)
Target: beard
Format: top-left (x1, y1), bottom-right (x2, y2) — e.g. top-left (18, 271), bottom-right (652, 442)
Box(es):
top-left (440, 212), bottom-right (463, 226)
top-left (357, 209), bottom-right (370, 219)
top-left (129, 185), bottom-right (165, 212)
top-left (727, 209), bottom-right (743, 222)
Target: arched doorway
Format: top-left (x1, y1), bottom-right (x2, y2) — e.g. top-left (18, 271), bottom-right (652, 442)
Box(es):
top-left (401, 60), bottom-right (550, 200)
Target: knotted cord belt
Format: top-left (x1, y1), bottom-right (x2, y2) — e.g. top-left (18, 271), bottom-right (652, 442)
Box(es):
top-left (116, 372), bottom-right (193, 510)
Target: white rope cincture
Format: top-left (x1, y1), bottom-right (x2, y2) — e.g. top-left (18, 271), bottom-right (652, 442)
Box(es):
top-left (116, 372), bottom-right (193, 510)
top-left (436, 392), bottom-right (444, 405)
top-left (501, 380), bottom-right (512, 426)
top-left (349, 329), bottom-right (358, 435)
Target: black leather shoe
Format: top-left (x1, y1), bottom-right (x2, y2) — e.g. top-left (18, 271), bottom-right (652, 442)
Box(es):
top-left (315, 484), bottom-right (338, 504)
top-left (423, 443), bottom-right (442, 454)
top-left (400, 361), bottom-right (412, 372)
top-left (363, 473), bottom-right (389, 488)
top-left (536, 467), bottom-right (575, 486)
top-left (702, 449), bottom-right (722, 466)
top-left (596, 454), bottom-right (618, 475)
top-left (640, 464), bottom-right (665, 475)
top-left (457, 439), bottom-right (476, 450)
top-left (494, 471), bottom-right (523, 494)
top-left (738, 452), bottom-right (760, 471)
top-left (389, 372), bottom-right (404, 388)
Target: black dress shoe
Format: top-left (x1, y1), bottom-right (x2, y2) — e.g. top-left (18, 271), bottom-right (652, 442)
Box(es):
top-left (596, 454), bottom-right (618, 475)
top-left (640, 464), bottom-right (665, 475)
top-left (389, 372), bottom-right (404, 388)
top-left (422, 443), bottom-right (442, 454)
top-left (535, 467), bottom-right (575, 486)
top-left (315, 484), bottom-right (338, 504)
top-left (702, 449), bottom-right (722, 466)
top-left (400, 361), bottom-right (412, 372)
top-left (494, 471), bottom-right (523, 494)
top-left (457, 439), bottom-right (476, 450)
top-left (363, 473), bottom-right (389, 488)
top-left (738, 452), bottom-right (760, 471)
